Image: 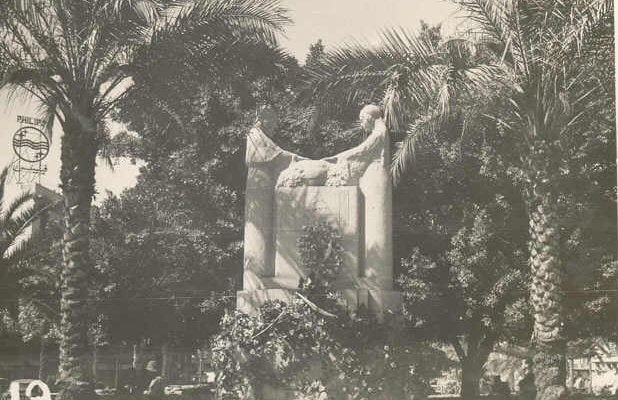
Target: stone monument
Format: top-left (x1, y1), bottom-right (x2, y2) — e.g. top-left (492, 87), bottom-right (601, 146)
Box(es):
top-left (238, 105), bottom-right (401, 319)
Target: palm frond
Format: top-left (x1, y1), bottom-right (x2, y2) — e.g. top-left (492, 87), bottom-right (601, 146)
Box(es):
top-left (380, 28), bottom-right (437, 66)
top-left (1, 207), bottom-right (38, 256)
top-left (2, 67), bottom-right (46, 87)
top-left (391, 110), bottom-right (444, 183)
top-left (457, 0), bottom-right (513, 43)
top-left (1, 1), bottom-right (76, 96)
top-left (1, 65), bottom-right (69, 111)
top-left (301, 28), bottom-right (441, 126)
top-left (160, 0), bottom-right (289, 46)
top-left (0, 167), bottom-right (9, 212)
top-left (2, 236), bottom-right (33, 269)
top-left (556, 0), bottom-right (612, 61)
top-left (301, 44), bottom-right (390, 120)
top-left (382, 78), bottom-right (406, 134)
top-left (102, 0), bottom-right (163, 24)
top-left (0, 191), bottom-right (34, 229)
top-left (458, 0), bottom-right (536, 77)
top-left (86, 0), bottom-right (164, 91)
top-left (0, 164), bottom-right (54, 261)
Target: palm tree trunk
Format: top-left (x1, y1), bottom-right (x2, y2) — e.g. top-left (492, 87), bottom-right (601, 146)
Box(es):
top-left (57, 111), bottom-right (98, 400)
top-left (528, 183), bottom-right (566, 400)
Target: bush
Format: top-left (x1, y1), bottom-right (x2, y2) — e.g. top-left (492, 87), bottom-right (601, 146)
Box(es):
top-left (209, 222), bottom-right (451, 399)
top-left (210, 299), bottom-right (453, 399)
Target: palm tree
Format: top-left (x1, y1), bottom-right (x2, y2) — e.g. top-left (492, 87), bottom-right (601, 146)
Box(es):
top-left (0, 1), bottom-right (289, 398)
top-left (0, 166), bottom-right (39, 316)
top-left (441, 3), bottom-right (612, 399)
top-left (301, 2), bottom-right (612, 399)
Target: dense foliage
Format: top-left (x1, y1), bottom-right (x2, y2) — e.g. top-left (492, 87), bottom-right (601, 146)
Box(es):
top-left (393, 87), bottom-right (530, 399)
top-left (211, 223), bottom-right (451, 400)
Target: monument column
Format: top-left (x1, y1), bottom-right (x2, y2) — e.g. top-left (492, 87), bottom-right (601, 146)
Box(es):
top-left (359, 119), bottom-right (393, 290)
top-left (243, 163), bottom-right (275, 286)
top-left (242, 112), bottom-right (294, 292)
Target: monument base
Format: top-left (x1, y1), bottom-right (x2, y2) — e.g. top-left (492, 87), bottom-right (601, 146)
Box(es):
top-left (237, 288), bottom-right (402, 321)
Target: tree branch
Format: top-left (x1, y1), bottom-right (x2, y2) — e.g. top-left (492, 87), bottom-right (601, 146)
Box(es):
top-left (251, 309), bottom-right (286, 340)
top-left (451, 336), bottom-right (467, 362)
top-left (295, 292), bottom-right (337, 318)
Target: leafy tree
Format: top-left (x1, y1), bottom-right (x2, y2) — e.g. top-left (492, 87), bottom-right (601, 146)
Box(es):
top-left (92, 30), bottom-right (302, 361)
top-left (90, 192), bottom-right (235, 351)
top-left (305, 39), bottom-right (325, 67)
top-left (393, 90), bottom-right (530, 399)
top-left (0, 1), bottom-right (289, 397)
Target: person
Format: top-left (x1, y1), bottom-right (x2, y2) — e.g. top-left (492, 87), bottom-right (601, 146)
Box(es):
top-left (134, 361), bottom-right (156, 394)
top-left (573, 374), bottom-right (586, 393)
top-left (143, 360), bottom-right (166, 398)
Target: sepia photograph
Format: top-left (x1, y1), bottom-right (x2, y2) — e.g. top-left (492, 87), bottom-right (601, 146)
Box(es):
top-left (0, 0), bottom-right (615, 399)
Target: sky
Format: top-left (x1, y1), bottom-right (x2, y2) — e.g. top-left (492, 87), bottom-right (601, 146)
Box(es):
top-left (281, 0), bottom-right (459, 60)
top-left (0, 0), bottom-right (459, 203)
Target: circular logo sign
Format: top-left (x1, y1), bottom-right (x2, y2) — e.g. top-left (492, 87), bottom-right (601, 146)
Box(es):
top-left (12, 126), bottom-right (50, 163)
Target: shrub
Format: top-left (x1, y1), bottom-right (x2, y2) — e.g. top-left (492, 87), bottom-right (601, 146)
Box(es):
top-left (210, 223), bottom-right (450, 399)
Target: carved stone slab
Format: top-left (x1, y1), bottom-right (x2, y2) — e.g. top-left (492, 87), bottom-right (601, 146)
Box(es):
top-left (275, 186), bottom-right (360, 288)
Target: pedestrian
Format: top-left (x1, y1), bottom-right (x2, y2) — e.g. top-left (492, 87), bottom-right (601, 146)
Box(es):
top-left (143, 360), bottom-right (166, 399)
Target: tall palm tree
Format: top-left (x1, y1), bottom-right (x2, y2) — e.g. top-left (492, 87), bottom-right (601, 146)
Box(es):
top-left (0, 166), bottom-right (39, 316)
top-left (302, 2), bottom-right (612, 399)
top-left (0, 1), bottom-right (289, 398)
top-left (458, 3), bottom-right (612, 400)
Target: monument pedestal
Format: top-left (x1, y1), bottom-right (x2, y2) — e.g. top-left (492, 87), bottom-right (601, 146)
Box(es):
top-left (237, 288), bottom-right (402, 319)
